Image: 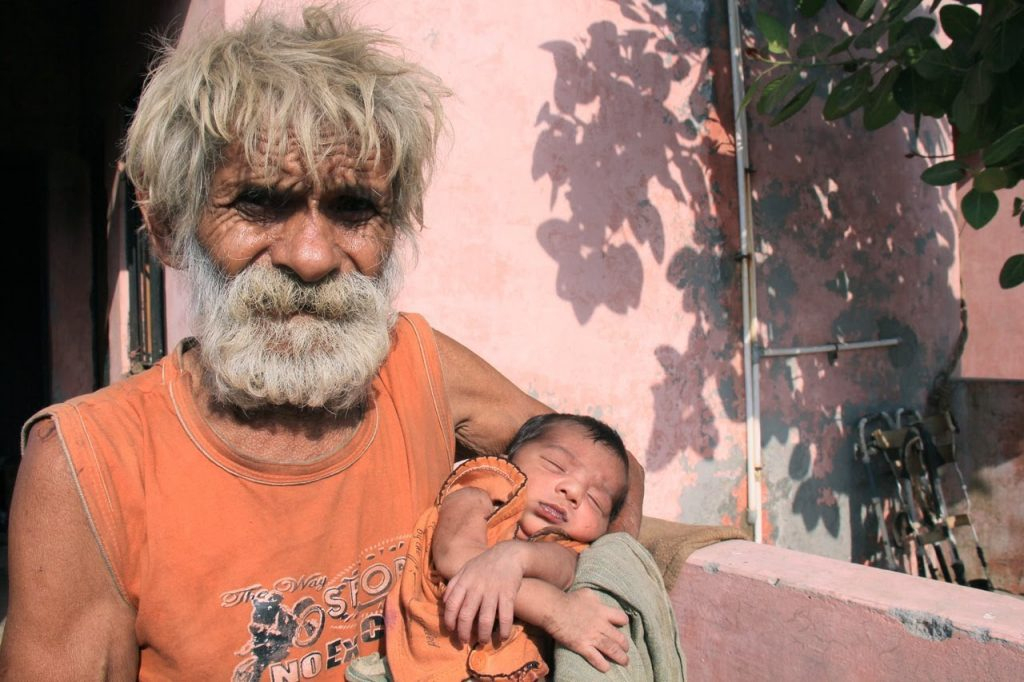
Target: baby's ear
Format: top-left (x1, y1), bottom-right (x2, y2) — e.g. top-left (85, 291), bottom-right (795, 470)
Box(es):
top-left (135, 190), bottom-right (183, 269)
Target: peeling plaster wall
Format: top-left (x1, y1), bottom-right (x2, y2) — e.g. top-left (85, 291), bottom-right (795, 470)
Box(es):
top-left (742, 1), bottom-right (962, 562)
top-left (161, 0), bottom-right (1006, 571)
top-left (748, 111), bottom-right (962, 560)
top-left (954, 381), bottom-right (1024, 593)
top-left (956, 176), bottom-right (1024, 594)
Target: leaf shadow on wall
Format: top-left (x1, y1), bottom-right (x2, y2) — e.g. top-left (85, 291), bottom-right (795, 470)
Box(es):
top-left (747, 2), bottom-right (964, 556)
top-left (532, 0), bottom-right (744, 472)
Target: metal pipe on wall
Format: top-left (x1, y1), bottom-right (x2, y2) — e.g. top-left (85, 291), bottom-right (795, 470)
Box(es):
top-left (726, 0), bottom-right (763, 542)
top-left (759, 338), bottom-right (901, 360)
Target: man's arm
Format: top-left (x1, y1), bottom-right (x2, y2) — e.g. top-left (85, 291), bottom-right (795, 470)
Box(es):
top-left (435, 330), bottom-right (644, 535)
top-left (434, 330), bottom-right (551, 457)
top-left (0, 421), bottom-right (138, 680)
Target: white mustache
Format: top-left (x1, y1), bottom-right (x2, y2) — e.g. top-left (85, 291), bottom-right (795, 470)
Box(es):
top-left (183, 236), bottom-right (401, 411)
top-left (226, 266), bottom-right (381, 321)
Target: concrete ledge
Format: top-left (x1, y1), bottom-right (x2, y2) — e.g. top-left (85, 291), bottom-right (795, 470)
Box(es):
top-left (673, 541), bottom-right (1024, 682)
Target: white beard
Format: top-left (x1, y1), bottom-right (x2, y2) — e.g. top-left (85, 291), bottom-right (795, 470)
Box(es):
top-left (183, 236), bottom-right (402, 412)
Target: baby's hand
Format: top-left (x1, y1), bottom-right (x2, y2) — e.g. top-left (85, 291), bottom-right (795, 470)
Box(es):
top-left (442, 541), bottom-right (525, 644)
top-left (545, 588), bottom-right (630, 672)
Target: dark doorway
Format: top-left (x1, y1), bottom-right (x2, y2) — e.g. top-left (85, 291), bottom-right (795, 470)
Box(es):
top-left (0, 0), bottom-right (188, 623)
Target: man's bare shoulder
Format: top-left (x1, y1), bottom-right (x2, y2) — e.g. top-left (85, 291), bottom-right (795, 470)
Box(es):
top-left (0, 419), bottom-right (138, 679)
top-left (432, 329), bottom-right (551, 456)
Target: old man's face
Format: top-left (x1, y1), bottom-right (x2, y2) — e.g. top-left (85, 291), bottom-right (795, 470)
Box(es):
top-left (184, 141), bottom-right (402, 411)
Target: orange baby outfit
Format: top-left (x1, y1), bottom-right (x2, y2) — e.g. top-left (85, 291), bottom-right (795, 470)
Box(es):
top-left (23, 313), bottom-right (455, 681)
top-left (383, 456), bottom-right (587, 682)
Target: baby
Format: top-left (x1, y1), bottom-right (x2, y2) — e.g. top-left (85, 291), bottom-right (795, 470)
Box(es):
top-left (350, 413), bottom-right (631, 682)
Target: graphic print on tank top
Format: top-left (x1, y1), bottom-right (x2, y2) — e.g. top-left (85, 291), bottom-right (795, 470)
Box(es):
top-left (224, 537), bottom-right (410, 682)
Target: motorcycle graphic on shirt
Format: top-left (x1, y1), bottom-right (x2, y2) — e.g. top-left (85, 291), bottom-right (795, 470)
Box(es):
top-left (232, 590), bottom-right (327, 682)
top-left (223, 538), bottom-right (408, 681)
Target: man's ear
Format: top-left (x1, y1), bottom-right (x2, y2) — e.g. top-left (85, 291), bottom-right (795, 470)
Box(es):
top-left (135, 190), bottom-right (183, 269)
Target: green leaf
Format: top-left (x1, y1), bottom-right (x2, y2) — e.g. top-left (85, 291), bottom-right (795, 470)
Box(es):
top-left (797, 34), bottom-right (836, 58)
top-left (1000, 62), bottom-right (1024, 111)
top-left (797, 0), bottom-right (827, 18)
top-left (921, 160), bottom-right (967, 186)
top-left (951, 90), bottom-right (978, 133)
top-left (964, 62), bottom-right (995, 104)
top-left (828, 35), bottom-right (855, 57)
top-left (863, 66), bottom-right (903, 131)
top-left (939, 4), bottom-right (979, 43)
top-left (913, 47), bottom-right (958, 80)
top-left (772, 84), bottom-right (816, 125)
top-left (999, 254), bottom-right (1024, 289)
top-left (973, 167), bottom-right (1012, 192)
top-left (893, 68), bottom-right (947, 117)
top-left (1014, 197), bottom-right (1023, 217)
top-left (839, 0), bottom-right (877, 22)
top-left (757, 72), bottom-right (799, 116)
top-left (823, 67), bottom-right (873, 120)
top-left (985, 12), bottom-right (1024, 74)
top-left (897, 16), bottom-right (937, 41)
top-left (739, 71), bottom-right (769, 113)
top-left (756, 12), bottom-right (790, 55)
top-left (962, 188), bottom-right (999, 229)
top-left (983, 123), bottom-right (1024, 166)
top-left (956, 123), bottom-right (986, 158)
top-left (1001, 166), bottom-right (1023, 191)
top-left (854, 22), bottom-right (889, 50)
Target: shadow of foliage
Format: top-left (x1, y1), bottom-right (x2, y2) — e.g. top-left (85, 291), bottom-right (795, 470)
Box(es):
top-left (532, 1), bottom-right (699, 323)
top-left (533, 0), bottom-right (743, 471)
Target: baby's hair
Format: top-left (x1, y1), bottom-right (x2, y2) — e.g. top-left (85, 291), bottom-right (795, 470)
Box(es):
top-left (507, 413), bottom-right (629, 520)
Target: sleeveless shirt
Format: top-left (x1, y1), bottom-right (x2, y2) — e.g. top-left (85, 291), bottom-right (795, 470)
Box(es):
top-left (24, 313), bottom-right (455, 681)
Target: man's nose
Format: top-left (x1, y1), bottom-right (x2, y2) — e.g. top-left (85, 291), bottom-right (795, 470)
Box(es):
top-left (270, 203), bottom-right (344, 282)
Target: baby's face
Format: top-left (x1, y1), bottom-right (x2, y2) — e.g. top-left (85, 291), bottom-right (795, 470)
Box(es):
top-left (512, 424), bottom-right (627, 543)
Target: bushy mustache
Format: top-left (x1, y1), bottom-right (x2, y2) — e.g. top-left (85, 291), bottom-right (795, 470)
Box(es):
top-left (182, 235), bottom-right (401, 411)
top-left (225, 265), bottom-right (381, 321)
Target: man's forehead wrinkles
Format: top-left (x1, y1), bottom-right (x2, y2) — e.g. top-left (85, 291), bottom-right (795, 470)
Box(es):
top-left (243, 136), bottom-right (387, 171)
top-left (217, 143), bottom-right (392, 196)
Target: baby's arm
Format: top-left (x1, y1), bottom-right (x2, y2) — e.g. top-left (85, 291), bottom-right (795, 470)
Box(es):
top-left (431, 487), bottom-right (493, 578)
top-left (514, 580), bottom-right (630, 672)
top-left (432, 488), bottom-right (579, 639)
top-left (432, 488), bottom-right (578, 584)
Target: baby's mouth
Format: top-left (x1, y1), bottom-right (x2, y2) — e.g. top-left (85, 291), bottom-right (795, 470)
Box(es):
top-left (537, 502), bottom-right (567, 524)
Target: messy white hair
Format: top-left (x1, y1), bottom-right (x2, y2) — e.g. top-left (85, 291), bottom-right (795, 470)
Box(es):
top-left (124, 5), bottom-right (449, 261)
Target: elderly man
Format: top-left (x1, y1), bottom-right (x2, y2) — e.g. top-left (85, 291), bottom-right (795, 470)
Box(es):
top-left (0, 7), bottom-right (641, 680)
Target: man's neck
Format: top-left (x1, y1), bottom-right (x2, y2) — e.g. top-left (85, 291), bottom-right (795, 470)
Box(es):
top-left (183, 347), bottom-right (366, 465)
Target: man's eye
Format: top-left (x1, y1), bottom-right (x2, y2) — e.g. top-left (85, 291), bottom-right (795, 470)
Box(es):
top-left (233, 189), bottom-right (292, 222)
top-left (323, 195), bottom-right (378, 225)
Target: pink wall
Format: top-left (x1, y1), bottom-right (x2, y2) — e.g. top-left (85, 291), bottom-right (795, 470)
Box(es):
top-left (959, 187), bottom-right (1024, 380)
top-left (677, 540), bottom-right (1024, 681)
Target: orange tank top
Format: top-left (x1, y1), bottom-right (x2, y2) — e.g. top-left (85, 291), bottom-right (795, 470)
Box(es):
top-left (26, 313), bottom-right (455, 681)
